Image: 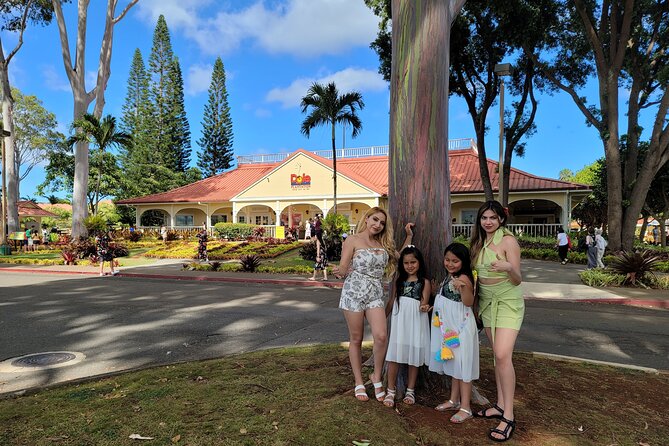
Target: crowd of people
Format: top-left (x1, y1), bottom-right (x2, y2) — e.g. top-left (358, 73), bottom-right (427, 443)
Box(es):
top-left (334, 201), bottom-right (523, 443)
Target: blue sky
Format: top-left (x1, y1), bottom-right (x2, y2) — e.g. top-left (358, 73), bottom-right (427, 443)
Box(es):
top-left (4, 0), bottom-right (619, 200)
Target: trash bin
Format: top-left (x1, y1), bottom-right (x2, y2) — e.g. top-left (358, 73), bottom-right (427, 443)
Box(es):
top-left (0, 244), bottom-right (11, 255)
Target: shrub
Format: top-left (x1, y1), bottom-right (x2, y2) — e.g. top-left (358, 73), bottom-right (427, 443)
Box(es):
top-left (324, 213), bottom-right (350, 237)
top-left (66, 236), bottom-right (97, 259)
top-left (253, 226), bottom-right (266, 239)
top-left (84, 215), bottom-right (108, 234)
top-left (61, 250), bottom-right (77, 265)
top-left (165, 230), bottom-right (179, 241)
top-left (578, 270), bottom-right (626, 287)
top-left (128, 231), bottom-right (142, 242)
top-left (608, 250), bottom-right (662, 286)
top-left (239, 254), bottom-right (261, 272)
top-left (214, 223), bottom-right (255, 240)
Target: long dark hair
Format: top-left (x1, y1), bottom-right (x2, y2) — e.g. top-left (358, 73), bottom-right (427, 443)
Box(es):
top-left (470, 200), bottom-right (507, 264)
top-left (443, 242), bottom-right (474, 288)
top-left (394, 246), bottom-right (427, 310)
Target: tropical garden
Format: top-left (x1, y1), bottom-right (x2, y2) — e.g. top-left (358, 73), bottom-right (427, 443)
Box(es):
top-left (1, 0), bottom-right (668, 292)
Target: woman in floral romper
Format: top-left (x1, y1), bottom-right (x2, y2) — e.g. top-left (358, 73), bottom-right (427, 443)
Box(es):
top-left (333, 207), bottom-right (412, 403)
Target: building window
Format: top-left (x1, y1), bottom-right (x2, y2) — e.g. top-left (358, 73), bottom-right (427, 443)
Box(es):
top-left (211, 214), bottom-right (227, 225)
top-left (461, 210), bottom-right (476, 224)
top-left (238, 215), bottom-right (246, 223)
top-left (176, 215), bottom-right (194, 226)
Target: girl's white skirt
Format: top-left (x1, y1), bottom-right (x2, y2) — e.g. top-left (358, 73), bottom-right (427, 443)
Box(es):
top-left (385, 296), bottom-right (429, 367)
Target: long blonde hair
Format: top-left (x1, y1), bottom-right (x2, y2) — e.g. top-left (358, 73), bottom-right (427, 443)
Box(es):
top-left (355, 206), bottom-right (397, 277)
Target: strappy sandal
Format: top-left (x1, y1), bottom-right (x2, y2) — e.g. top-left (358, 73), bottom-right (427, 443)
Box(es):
top-left (474, 403), bottom-right (504, 419)
top-left (435, 399), bottom-right (460, 411)
top-left (383, 388), bottom-right (396, 407)
top-left (354, 384), bottom-right (369, 402)
top-left (369, 375), bottom-right (385, 401)
top-left (488, 416), bottom-right (516, 442)
top-left (450, 407), bottom-right (473, 423)
top-left (402, 388), bottom-right (415, 405)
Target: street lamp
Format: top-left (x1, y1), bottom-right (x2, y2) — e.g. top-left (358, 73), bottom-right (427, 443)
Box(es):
top-left (494, 63), bottom-right (513, 206)
top-left (1, 129), bottom-right (11, 252)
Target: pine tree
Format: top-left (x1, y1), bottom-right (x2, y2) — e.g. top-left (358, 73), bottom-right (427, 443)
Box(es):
top-left (165, 57), bottom-right (191, 172)
top-left (147, 14), bottom-right (174, 168)
top-left (120, 48), bottom-right (152, 167)
top-left (197, 57), bottom-right (234, 177)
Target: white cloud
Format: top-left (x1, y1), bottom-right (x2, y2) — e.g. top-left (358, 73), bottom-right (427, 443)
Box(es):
top-left (185, 63), bottom-right (213, 96)
top-left (136, 0), bottom-right (379, 57)
top-left (42, 65), bottom-right (71, 92)
top-left (266, 67), bottom-right (386, 108)
top-left (255, 108), bottom-right (272, 118)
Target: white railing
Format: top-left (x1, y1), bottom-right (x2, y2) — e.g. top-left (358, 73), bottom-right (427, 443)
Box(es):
top-left (452, 224), bottom-right (564, 239)
top-left (236, 139), bottom-right (476, 165)
top-left (139, 223), bottom-right (562, 240)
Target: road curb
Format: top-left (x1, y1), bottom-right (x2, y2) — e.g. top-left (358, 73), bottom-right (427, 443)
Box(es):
top-left (531, 351), bottom-right (661, 374)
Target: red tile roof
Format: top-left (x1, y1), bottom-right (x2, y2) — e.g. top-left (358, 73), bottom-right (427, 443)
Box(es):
top-left (116, 163), bottom-right (276, 204)
top-left (18, 200), bottom-right (59, 218)
top-left (117, 148), bottom-right (588, 205)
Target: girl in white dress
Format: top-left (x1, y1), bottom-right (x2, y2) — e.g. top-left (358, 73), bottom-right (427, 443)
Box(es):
top-left (429, 242), bottom-right (479, 423)
top-left (383, 245), bottom-right (431, 407)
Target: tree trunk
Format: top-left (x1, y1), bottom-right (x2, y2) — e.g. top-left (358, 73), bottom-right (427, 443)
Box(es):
top-left (475, 128), bottom-right (494, 202)
top-left (1, 88), bottom-right (18, 234)
top-left (390, 0), bottom-right (464, 279)
top-left (331, 122), bottom-right (337, 215)
top-left (52, 0), bottom-right (137, 238)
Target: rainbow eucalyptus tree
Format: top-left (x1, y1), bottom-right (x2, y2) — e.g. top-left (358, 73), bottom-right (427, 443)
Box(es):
top-left (389, 0), bottom-right (466, 279)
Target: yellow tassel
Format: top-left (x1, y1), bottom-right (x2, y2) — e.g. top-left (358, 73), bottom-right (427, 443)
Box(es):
top-left (440, 347), bottom-right (454, 360)
top-left (432, 314), bottom-right (441, 327)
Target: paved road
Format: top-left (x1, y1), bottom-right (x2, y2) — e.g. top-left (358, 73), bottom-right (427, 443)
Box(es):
top-left (1, 272), bottom-right (667, 396)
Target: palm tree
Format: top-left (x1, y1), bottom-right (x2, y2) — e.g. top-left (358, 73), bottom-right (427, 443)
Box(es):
top-left (68, 114), bottom-right (132, 215)
top-left (300, 82), bottom-right (364, 215)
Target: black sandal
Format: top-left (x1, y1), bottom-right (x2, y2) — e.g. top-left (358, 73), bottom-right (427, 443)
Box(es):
top-left (474, 403), bottom-right (504, 419)
top-left (488, 416), bottom-right (516, 442)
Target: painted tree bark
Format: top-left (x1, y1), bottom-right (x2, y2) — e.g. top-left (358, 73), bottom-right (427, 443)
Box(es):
top-left (51, 0), bottom-right (137, 238)
top-left (389, 0), bottom-right (465, 279)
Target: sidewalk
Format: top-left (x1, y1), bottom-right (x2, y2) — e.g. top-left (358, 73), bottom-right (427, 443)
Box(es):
top-left (1, 258), bottom-right (667, 309)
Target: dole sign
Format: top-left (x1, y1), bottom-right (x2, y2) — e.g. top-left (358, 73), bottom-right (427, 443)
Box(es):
top-left (291, 173), bottom-right (311, 189)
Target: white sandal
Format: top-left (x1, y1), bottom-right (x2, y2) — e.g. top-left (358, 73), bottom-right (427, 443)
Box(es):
top-left (403, 388), bottom-right (416, 405)
top-left (435, 399), bottom-right (460, 411)
top-left (354, 384), bottom-right (369, 402)
top-left (450, 407), bottom-right (473, 423)
top-left (369, 375), bottom-right (385, 401)
top-left (383, 388), bottom-right (396, 407)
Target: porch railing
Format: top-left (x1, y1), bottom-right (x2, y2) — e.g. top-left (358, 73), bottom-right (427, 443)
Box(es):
top-left (236, 139), bottom-right (476, 165)
top-left (452, 224), bottom-right (564, 239)
top-left (139, 223), bottom-right (562, 240)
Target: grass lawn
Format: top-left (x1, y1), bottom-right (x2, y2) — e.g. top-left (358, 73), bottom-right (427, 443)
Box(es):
top-left (1, 344), bottom-right (666, 446)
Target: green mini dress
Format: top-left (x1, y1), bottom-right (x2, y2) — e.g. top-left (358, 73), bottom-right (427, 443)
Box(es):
top-left (474, 228), bottom-right (525, 339)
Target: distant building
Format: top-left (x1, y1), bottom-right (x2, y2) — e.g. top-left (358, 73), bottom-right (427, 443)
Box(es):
top-left (117, 139), bottom-right (590, 237)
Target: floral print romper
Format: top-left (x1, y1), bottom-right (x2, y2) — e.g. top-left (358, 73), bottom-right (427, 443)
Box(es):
top-left (338, 248), bottom-right (388, 312)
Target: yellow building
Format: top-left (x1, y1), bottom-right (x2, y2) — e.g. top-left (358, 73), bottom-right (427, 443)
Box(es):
top-left (117, 139), bottom-right (590, 238)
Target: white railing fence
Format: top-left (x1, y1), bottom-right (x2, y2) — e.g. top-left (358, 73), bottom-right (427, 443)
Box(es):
top-left (139, 223), bottom-right (562, 240)
top-left (452, 224), bottom-right (563, 239)
top-left (236, 139), bottom-right (476, 165)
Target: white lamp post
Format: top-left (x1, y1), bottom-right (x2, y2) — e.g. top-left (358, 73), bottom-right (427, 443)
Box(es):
top-left (494, 63), bottom-right (513, 206)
